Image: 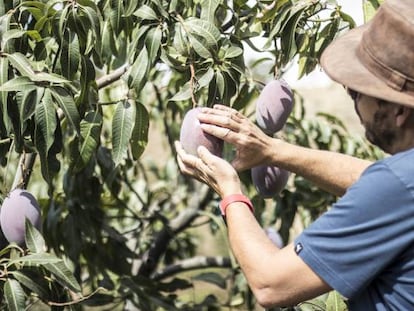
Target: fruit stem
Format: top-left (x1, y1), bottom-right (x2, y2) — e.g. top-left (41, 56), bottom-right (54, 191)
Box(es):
top-left (189, 63), bottom-right (197, 108)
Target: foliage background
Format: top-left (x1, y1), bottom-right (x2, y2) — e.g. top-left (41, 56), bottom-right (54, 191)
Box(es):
top-left (0, 0), bottom-right (384, 310)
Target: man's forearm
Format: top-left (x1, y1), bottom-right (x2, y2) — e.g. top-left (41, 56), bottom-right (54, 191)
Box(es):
top-left (269, 139), bottom-right (373, 196)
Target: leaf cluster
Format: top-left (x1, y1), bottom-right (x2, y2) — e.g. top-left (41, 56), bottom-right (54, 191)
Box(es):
top-left (0, 0), bottom-right (383, 310)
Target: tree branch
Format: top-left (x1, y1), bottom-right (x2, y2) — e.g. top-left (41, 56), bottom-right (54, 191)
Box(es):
top-left (137, 184), bottom-right (216, 277)
top-left (96, 65), bottom-right (128, 89)
top-left (151, 256), bottom-right (232, 281)
top-left (11, 153), bottom-right (37, 190)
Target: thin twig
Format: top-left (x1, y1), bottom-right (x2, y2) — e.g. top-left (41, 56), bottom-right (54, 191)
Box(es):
top-left (152, 256), bottom-right (232, 281)
top-left (48, 287), bottom-right (107, 306)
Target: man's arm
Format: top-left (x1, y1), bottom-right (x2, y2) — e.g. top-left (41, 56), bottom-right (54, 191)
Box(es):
top-left (269, 139), bottom-right (372, 196)
top-left (198, 105), bottom-right (372, 196)
top-left (225, 201), bottom-right (331, 308)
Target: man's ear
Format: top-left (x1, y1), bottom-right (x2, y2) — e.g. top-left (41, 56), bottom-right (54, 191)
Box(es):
top-left (395, 104), bottom-right (412, 127)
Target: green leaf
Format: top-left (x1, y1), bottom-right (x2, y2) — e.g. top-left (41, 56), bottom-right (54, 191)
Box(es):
top-left (75, 110), bottom-right (102, 170)
top-left (169, 82), bottom-right (192, 102)
top-left (19, 87), bottom-right (43, 125)
top-left (44, 260), bottom-right (81, 292)
top-left (9, 253), bottom-right (62, 266)
top-left (146, 26), bottom-right (162, 64)
top-left (215, 70), bottom-right (225, 99)
top-left (188, 33), bottom-right (211, 58)
top-left (11, 271), bottom-right (49, 299)
top-left (50, 86), bottom-right (80, 135)
top-left (0, 56), bottom-right (10, 133)
top-left (172, 23), bottom-right (189, 56)
top-left (0, 76), bottom-right (36, 92)
top-left (325, 291), bottom-right (347, 311)
top-left (6, 52), bottom-right (36, 78)
top-left (131, 102), bottom-right (149, 160)
top-left (183, 18), bottom-right (221, 48)
top-left (112, 100), bottom-right (136, 166)
top-left (363, 0), bottom-right (384, 22)
top-left (110, 0), bottom-right (124, 34)
top-left (127, 46), bottom-right (149, 92)
top-left (200, 0), bottom-right (220, 23)
top-left (25, 219), bottom-right (46, 254)
top-left (2, 29), bottom-right (26, 46)
top-left (78, 56), bottom-right (96, 107)
top-left (223, 46), bottom-right (243, 59)
top-left (198, 67), bottom-right (215, 88)
top-left (80, 3), bottom-right (101, 39)
top-left (4, 279), bottom-right (25, 311)
top-left (100, 20), bottom-right (117, 60)
top-left (60, 29), bottom-right (80, 80)
top-left (193, 272), bottom-right (226, 289)
top-left (35, 88), bottom-right (57, 154)
top-left (134, 5), bottom-right (158, 20)
top-left (280, 5), bottom-right (307, 63)
top-left (5, 53), bottom-right (69, 84)
top-left (35, 88), bottom-right (59, 183)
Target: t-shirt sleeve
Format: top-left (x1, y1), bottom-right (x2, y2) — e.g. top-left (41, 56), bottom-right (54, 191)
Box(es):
top-left (294, 162), bottom-right (414, 299)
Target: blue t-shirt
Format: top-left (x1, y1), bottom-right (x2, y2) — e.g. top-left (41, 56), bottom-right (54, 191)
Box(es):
top-left (295, 148), bottom-right (414, 310)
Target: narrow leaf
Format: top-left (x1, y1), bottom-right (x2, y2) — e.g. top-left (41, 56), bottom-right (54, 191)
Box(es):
top-left (110, 0), bottom-right (124, 34)
top-left (50, 86), bottom-right (80, 135)
top-left (193, 272), bottom-right (226, 289)
top-left (25, 219), bottom-right (46, 254)
top-left (134, 5), bottom-right (158, 20)
top-left (35, 88), bottom-right (57, 154)
top-left (146, 26), bottom-right (162, 64)
top-left (183, 18), bottom-right (220, 48)
top-left (74, 110), bottom-right (102, 170)
top-left (4, 279), bottom-right (25, 311)
top-left (131, 102), bottom-right (149, 160)
top-left (11, 271), bottom-right (49, 299)
top-left (0, 56), bottom-right (10, 133)
top-left (60, 29), bottom-right (80, 80)
top-left (0, 76), bottom-right (36, 92)
top-left (112, 100), bottom-right (135, 166)
top-left (9, 253), bottom-right (61, 266)
top-left (44, 260), bottom-right (81, 292)
top-left (35, 89), bottom-right (59, 183)
top-left (127, 46), bottom-right (149, 92)
top-left (200, 0), bottom-right (220, 23)
top-left (6, 52), bottom-right (36, 78)
top-left (188, 34), bottom-right (211, 58)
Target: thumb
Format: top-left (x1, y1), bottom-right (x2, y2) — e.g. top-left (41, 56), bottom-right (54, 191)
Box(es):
top-left (231, 158), bottom-right (244, 172)
top-left (197, 145), bottom-right (213, 160)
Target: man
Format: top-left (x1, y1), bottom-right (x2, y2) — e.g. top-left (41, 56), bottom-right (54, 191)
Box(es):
top-left (175, 0), bottom-right (414, 309)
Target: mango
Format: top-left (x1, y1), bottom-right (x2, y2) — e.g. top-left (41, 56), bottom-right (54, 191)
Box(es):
top-left (179, 107), bottom-right (223, 157)
top-left (0, 189), bottom-right (42, 245)
top-left (252, 165), bottom-right (289, 198)
top-left (256, 79), bottom-right (294, 134)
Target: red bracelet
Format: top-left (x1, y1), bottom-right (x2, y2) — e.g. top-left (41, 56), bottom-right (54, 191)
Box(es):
top-left (219, 194), bottom-right (254, 217)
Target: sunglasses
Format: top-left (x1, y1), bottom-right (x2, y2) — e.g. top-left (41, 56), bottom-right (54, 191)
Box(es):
top-left (346, 87), bottom-right (360, 103)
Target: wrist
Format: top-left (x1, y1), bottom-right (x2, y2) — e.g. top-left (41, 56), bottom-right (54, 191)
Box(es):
top-left (219, 194), bottom-right (254, 217)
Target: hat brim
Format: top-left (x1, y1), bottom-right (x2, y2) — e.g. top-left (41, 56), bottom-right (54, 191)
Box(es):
top-left (320, 25), bottom-right (414, 107)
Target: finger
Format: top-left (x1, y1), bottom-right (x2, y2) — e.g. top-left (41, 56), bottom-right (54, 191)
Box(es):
top-left (210, 105), bottom-right (245, 122)
top-left (175, 141), bottom-right (198, 168)
top-left (200, 123), bottom-right (236, 142)
top-left (174, 141), bottom-right (187, 160)
top-left (198, 111), bottom-right (243, 133)
top-left (197, 145), bottom-right (216, 165)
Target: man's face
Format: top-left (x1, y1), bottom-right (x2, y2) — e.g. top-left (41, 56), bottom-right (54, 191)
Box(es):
top-left (350, 91), bottom-right (396, 153)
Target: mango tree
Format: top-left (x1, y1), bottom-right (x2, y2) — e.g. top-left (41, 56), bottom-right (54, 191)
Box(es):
top-left (0, 0), bottom-right (382, 310)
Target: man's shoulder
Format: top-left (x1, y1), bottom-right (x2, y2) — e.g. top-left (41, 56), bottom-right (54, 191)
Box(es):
top-left (366, 148), bottom-right (414, 174)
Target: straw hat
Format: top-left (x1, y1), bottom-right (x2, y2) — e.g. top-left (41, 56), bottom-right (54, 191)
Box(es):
top-left (320, 0), bottom-right (414, 107)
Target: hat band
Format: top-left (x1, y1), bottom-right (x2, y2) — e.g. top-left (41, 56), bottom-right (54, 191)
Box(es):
top-left (358, 42), bottom-right (414, 94)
